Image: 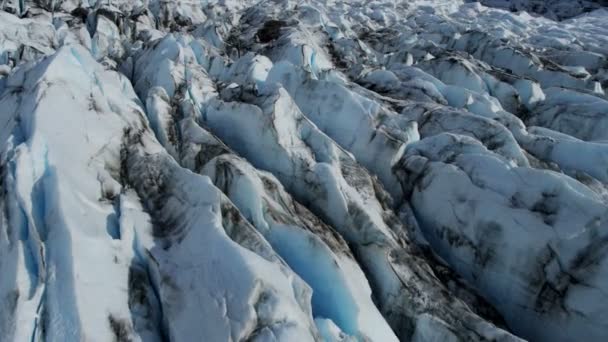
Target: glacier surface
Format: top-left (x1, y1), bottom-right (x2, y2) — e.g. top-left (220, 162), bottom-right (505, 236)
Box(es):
top-left (1, 0), bottom-right (608, 341)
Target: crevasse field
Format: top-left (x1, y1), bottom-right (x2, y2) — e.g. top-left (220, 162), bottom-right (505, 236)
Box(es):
top-left (1, 0), bottom-right (608, 341)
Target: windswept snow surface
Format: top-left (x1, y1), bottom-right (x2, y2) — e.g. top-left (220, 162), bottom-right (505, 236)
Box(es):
top-left (1, 0), bottom-right (608, 341)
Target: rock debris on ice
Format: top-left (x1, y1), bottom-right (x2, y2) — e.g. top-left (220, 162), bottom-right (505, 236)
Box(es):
top-left (1, 0), bottom-right (608, 341)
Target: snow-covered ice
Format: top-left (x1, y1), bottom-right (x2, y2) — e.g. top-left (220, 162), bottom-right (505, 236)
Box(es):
top-left (2, 0), bottom-right (608, 341)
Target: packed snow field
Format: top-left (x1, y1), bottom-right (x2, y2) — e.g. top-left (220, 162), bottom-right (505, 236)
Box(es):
top-left (1, 0), bottom-right (608, 341)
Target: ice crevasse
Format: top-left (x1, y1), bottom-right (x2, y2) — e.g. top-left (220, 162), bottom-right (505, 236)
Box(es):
top-left (1, 1), bottom-right (608, 341)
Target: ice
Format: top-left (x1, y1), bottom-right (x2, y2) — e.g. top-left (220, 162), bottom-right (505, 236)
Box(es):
top-left (267, 62), bottom-right (415, 204)
top-left (526, 87), bottom-right (608, 141)
top-left (476, 0), bottom-right (607, 21)
top-left (199, 83), bottom-right (520, 341)
top-left (0, 45), bottom-right (147, 341)
top-left (521, 126), bottom-right (608, 183)
top-left (397, 132), bottom-right (608, 341)
top-left (124, 148), bottom-right (320, 342)
top-left (0, 45), bottom-right (320, 342)
top-left (2, 0), bottom-right (608, 341)
top-left (203, 154), bottom-right (397, 341)
top-left (0, 11), bottom-right (56, 68)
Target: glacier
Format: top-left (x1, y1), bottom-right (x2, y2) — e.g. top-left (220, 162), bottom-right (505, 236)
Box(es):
top-left (1, 0), bottom-right (608, 341)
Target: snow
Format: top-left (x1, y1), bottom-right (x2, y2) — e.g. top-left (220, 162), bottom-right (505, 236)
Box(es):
top-left (199, 83), bottom-right (519, 341)
top-left (526, 87), bottom-right (608, 141)
top-left (0, 45), bottom-right (319, 341)
top-left (2, 0), bottom-right (608, 341)
top-left (521, 126), bottom-right (608, 183)
top-left (266, 62), bottom-right (414, 204)
top-left (125, 150), bottom-right (320, 342)
top-left (0, 44), bottom-right (145, 341)
top-left (398, 132), bottom-right (608, 341)
top-left (202, 154), bottom-right (397, 341)
top-left (0, 11), bottom-right (56, 68)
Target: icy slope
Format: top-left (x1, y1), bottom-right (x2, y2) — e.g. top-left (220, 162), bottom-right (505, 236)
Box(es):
top-left (472, 0), bottom-right (608, 20)
top-left (1, 0), bottom-right (608, 341)
top-left (0, 44), bottom-right (323, 342)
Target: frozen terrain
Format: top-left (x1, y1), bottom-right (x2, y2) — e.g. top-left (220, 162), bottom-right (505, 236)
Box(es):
top-left (1, 0), bottom-right (608, 341)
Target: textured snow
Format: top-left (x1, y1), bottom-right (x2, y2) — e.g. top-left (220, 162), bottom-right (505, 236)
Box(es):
top-left (2, 0), bottom-right (608, 341)
top-left (0, 45), bottom-right (319, 342)
top-left (203, 154), bottom-right (398, 342)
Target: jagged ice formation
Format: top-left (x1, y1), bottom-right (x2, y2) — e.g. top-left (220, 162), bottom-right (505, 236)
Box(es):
top-left (1, 0), bottom-right (608, 341)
